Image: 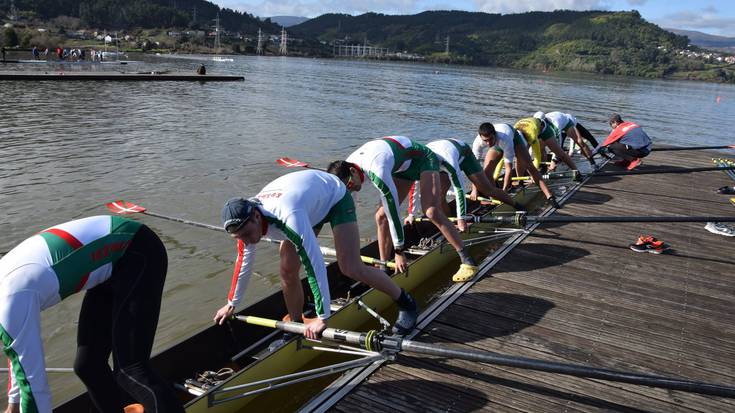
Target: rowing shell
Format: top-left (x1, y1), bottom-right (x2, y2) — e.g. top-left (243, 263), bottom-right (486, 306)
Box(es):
top-left (54, 181), bottom-right (560, 412)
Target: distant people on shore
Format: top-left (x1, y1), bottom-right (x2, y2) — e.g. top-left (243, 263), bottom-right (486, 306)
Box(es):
top-left (1, 46), bottom-right (5, 62)
top-left (197, 64), bottom-right (206, 75)
top-left (596, 113), bottom-right (652, 170)
top-left (32, 46), bottom-right (39, 60)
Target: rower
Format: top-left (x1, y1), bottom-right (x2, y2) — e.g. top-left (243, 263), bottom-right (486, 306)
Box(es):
top-left (535, 111), bottom-right (598, 170)
top-left (327, 136), bottom-right (479, 283)
top-left (405, 138), bottom-right (525, 233)
top-left (216, 169), bottom-right (418, 339)
top-left (596, 113), bottom-right (652, 170)
top-left (472, 122), bottom-right (560, 208)
top-left (518, 115), bottom-right (579, 172)
top-left (0, 216), bottom-right (183, 413)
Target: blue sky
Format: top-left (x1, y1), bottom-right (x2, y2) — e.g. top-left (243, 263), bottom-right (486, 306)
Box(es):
top-left (215, 0), bottom-right (735, 37)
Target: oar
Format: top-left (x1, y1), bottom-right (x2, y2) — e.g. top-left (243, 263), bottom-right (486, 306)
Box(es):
top-left (0, 368), bottom-right (73, 373)
top-left (465, 195), bottom-right (502, 205)
top-left (105, 200), bottom-right (388, 267)
top-left (276, 157), bottom-right (326, 171)
top-left (237, 316), bottom-right (735, 399)
top-left (473, 214), bottom-right (735, 226)
top-left (106, 200), bottom-right (221, 231)
top-left (652, 145), bottom-right (735, 151)
top-left (511, 170), bottom-right (579, 181)
top-left (590, 166), bottom-right (735, 177)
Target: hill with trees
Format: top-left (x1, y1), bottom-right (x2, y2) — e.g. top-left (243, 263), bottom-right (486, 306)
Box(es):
top-left (0, 0), bottom-right (280, 33)
top-left (291, 10), bottom-right (735, 82)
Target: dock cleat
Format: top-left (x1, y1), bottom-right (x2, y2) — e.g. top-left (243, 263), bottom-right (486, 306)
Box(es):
top-left (392, 291), bottom-right (418, 335)
top-left (452, 263), bottom-right (478, 283)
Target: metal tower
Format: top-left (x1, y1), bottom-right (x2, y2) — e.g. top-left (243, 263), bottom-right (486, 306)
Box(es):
top-left (279, 28), bottom-right (288, 55)
top-left (256, 28), bottom-right (263, 55)
top-left (445, 35), bottom-right (450, 55)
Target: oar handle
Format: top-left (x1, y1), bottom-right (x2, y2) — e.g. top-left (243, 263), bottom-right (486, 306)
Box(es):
top-left (360, 255), bottom-right (396, 269)
top-left (464, 195), bottom-right (502, 205)
top-left (236, 316), bottom-right (377, 349)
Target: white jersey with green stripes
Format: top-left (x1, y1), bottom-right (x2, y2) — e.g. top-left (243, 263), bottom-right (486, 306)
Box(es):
top-left (345, 136), bottom-right (419, 250)
top-left (472, 123), bottom-right (520, 164)
top-left (0, 215), bottom-right (141, 413)
top-left (408, 139), bottom-right (470, 219)
top-left (228, 170), bottom-right (346, 319)
top-left (545, 111), bottom-right (577, 139)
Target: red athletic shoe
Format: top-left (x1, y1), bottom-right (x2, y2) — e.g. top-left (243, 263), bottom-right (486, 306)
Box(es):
top-left (627, 158), bottom-right (642, 170)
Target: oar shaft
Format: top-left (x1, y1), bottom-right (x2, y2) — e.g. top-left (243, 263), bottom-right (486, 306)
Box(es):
top-left (399, 341), bottom-right (735, 398)
top-left (142, 210), bottom-right (223, 232)
top-left (239, 316), bottom-right (735, 398)
top-left (652, 145), bottom-right (734, 151)
top-left (0, 368), bottom-right (73, 373)
top-left (511, 170), bottom-right (578, 181)
top-left (479, 215), bottom-right (735, 225)
top-left (592, 166), bottom-right (735, 177)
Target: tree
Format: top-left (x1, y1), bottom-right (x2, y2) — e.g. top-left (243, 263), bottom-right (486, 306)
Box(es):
top-left (3, 28), bottom-right (19, 47)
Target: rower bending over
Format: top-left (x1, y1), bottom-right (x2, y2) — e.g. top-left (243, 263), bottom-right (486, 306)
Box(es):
top-left (535, 111), bottom-right (598, 170)
top-left (216, 170), bottom-right (418, 339)
top-left (472, 123), bottom-right (560, 208)
top-left (406, 138), bottom-right (525, 233)
top-left (327, 136), bottom-right (478, 283)
top-left (0, 216), bottom-right (183, 413)
top-left (516, 116), bottom-right (579, 172)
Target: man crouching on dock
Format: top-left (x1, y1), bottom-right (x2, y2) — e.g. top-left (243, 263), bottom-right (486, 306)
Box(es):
top-left (215, 169), bottom-right (418, 339)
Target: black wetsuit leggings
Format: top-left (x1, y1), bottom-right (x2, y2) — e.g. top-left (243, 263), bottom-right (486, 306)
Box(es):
top-left (608, 141), bottom-right (649, 161)
top-left (73, 225), bottom-right (184, 413)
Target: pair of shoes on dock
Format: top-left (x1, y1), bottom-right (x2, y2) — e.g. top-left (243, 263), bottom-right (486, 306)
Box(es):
top-left (704, 222), bottom-right (735, 237)
top-left (629, 235), bottom-right (670, 254)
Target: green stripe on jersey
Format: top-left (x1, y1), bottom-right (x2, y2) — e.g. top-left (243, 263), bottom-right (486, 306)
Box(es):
top-left (1, 325), bottom-right (39, 413)
top-left (367, 170), bottom-right (405, 247)
top-left (265, 217), bottom-right (326, 317)
top-left (442, 161), bottom-right (466, 217)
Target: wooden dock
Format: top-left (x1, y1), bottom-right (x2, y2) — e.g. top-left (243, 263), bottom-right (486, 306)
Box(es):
top-left (0, 71), bottom-right (243, 81)
top-left (325, 149), bottom-right (735, 412)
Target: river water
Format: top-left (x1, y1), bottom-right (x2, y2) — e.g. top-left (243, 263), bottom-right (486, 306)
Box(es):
top-left (1, 54), bottom-right (734, 405)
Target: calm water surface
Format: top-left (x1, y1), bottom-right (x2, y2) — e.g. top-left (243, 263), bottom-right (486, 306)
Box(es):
top-left (1, 54), bottom-right (734, 403)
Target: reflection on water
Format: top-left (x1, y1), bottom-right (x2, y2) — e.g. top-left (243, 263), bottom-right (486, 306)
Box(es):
top-left (1, 54), bottom-right (734, 403)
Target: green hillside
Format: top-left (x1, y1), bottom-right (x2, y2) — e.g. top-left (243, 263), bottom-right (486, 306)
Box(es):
top-left (292, 10), bottom-right (735, 81)
top-left (0, 0), bottom-right (280, 32)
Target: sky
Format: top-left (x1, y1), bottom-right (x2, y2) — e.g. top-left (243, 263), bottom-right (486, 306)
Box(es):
top-left (214, 0), bottom-right (735, 37)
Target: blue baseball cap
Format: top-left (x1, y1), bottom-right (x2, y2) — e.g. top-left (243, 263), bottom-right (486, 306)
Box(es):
top-left (221, 197), bottom-right (255, 233)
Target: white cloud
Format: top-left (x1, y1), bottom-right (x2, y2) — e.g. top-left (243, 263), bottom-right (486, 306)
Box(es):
top-left (472, 0), bottom-right (607, 14)
top-left (654, 7), bottom-right (735, 37)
